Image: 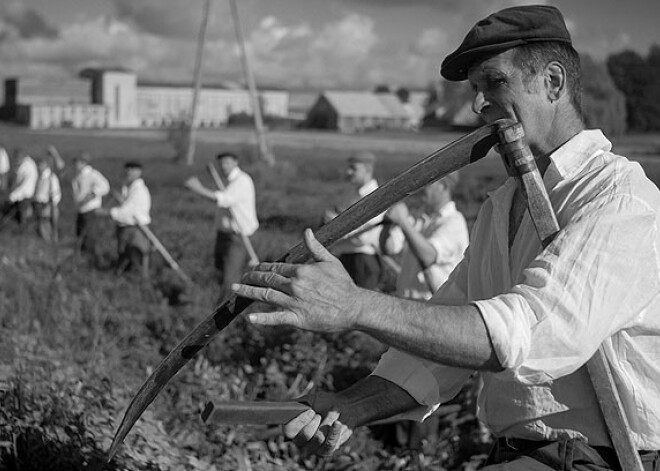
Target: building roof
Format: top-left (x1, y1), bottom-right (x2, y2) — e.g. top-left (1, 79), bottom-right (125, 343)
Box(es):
top-left (321, 91), bottom-right (409, 119)
top-left (6, 76), bottom-right (90, 105)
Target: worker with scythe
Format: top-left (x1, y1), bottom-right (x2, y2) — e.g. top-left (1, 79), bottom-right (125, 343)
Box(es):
top-left (185, 152), bottom-right (259, 303)
top-left (233, 5), bottom-right (660, 470)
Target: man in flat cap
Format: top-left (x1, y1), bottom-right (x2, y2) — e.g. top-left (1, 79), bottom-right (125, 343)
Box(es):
top-left (234, 5), bottom-right (660, 469)
top-left (324, 151), bottom-right (393, 290)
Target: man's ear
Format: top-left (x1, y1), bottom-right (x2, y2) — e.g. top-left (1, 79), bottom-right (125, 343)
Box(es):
top-left (544, 61), bottom-right (566, 103)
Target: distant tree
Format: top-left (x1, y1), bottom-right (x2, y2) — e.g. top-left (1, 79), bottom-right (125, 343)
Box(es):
top-left (581, 54), bottom-right (627, 136)
top-left (373, 84), bottom-right (391, 94)
top-left (607, 46), bottom-right (660, 131)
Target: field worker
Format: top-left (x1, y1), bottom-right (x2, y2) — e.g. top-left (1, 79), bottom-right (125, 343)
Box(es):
top-left (102, 161), bottom-right (152, 278)
top-left (234, 5), bottom-right (660, 470)
top-left (385, 174), bottom-right (469, 301)
top-left (380, 174), bottom-right (470, 449)
top-left (324, 151), bottom-right (388, 290)
top-left (72, 152), bottom-right (110, 268)
top-left (2, 148), bottom-right (38, 229)
top-left (0, 142), bottom-right (9, 192)
top-left (33, 156), bottom-right (62, 243)
top-left (185, 152), bottom-right (258, 303)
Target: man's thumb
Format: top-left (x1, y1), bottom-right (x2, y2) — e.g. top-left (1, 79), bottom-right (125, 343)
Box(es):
top-left (304, 228), bottom-right (335, 262)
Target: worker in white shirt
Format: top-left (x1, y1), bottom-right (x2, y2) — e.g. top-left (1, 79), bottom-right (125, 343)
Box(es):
top-left (2, 149), bottom-right (38, 230)
top-left (33, 156), bottom-right (62, 243)
top-left (0, 143), bottom-right (10, 193)
top-left (385, 174), bottom-right (469, 301)
top-left (325, 151), bottom-right (385, 290)
top-left (101, 161), bottom-right (152, 278)
top-left (72, 153), bottom-right (110, 267)
top-left (185, 152), bottom-right (259, 303)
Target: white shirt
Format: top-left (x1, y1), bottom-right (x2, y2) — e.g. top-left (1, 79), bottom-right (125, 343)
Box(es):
top-left (0, 147), bottom-right (9, 175)
top-left (395, 202), bottom-right (469, 300)
top-left (110, 178), bottom-right (152, 226)
top-left (333, 179), bottom-right (384, 256)
top-left (9, 156), bottom-right (38, 203)
top-left (72, 165), bottom-right (110, 213)
top-left (214, 167), bottom-right (259, 236)
top-left (373, 130), bottom-right (660, 449)
top-left (33, 168), bottom-right (62, 205)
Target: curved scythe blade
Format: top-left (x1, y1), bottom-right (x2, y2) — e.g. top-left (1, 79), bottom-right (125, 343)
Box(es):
top-left (107, 120), bottom-right (508, 460)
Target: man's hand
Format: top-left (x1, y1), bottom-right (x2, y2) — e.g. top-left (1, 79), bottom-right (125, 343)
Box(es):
top-left (233, 229), bottom-right (364, 333)
top-left (384, 202), bottom-right (410, 227)
top-left (285, 390), bottom-right (353, 457)
top-left (184, 176), bottom-right (203, 192)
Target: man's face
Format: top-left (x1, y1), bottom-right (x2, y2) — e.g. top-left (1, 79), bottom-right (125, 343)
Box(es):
top-left (74, 160), bottom-right (86, 174)
top-left (218, 156), bottom-right (238, 177)
top-left (468, 49), bottom-right (551, 152)
top-left (124, 167), bottom-right (142, 184)
top-left (346, 162), bottom-right (371, 187)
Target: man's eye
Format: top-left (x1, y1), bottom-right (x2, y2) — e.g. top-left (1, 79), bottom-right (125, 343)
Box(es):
top-left (487, 78), bottom-right (506, 88)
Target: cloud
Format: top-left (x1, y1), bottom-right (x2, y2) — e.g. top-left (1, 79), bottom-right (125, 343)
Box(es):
top-left (0, 1), bottom-right (59, 40)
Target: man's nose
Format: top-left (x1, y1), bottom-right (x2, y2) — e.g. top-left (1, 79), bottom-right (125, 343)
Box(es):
top-left (472, 91), bottom-right (487, 115)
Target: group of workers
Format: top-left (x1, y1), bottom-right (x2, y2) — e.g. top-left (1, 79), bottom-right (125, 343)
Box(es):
top-left (4, 5), bottom-right (660, 469)
top-left (0, 146), bottom-right (153, 278)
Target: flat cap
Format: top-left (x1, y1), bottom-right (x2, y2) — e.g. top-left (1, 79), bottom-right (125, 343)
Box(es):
top-left (348, 151), bottom-right (376, 165)
top-left (441, 5), bottom-right (572, 81)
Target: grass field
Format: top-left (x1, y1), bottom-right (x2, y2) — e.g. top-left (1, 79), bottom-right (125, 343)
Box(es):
top-left (1, 124), bottom-right (660, 470)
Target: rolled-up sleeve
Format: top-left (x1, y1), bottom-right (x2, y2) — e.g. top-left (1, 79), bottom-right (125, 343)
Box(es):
top-left (474, 194), bottom-right (660, 384)
top-left (372, 253), bottom-right (475, 420)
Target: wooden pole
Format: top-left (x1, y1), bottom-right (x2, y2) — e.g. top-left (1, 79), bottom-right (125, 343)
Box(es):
top-left (184, 0), bottom-right (213, 166)
top-left (228, 0), bottom-right (275, 166)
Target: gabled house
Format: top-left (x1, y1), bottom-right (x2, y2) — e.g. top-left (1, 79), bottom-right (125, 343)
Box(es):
top-left (305, 91), bottom-right (413, 133)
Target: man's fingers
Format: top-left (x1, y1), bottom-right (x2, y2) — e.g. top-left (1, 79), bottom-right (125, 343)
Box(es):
top-left (233, 283), bottom-right (290, 307)
top-left (304, 228), bottom-right (335, 263)
top-left (318, 422), bottom-right (350, 457)
top-left (240, 270), bottom-right (292, 294)
top-left (283, 409), bottom-right (316, 440)
top-left (252, 262), bottom-right (299, 278)
top-left (247, 310), bottom-right (299, 327)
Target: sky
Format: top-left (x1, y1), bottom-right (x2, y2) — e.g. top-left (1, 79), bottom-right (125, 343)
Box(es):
top-left (1, 0), bottom-right (659, 91)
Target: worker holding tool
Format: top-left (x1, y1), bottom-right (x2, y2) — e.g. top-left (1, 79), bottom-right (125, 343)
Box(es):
top-left (233, 5), bottom-right (660, 469)
top-left (1, 148), bottom-right (39, 231)
top-left (185, 152), bottom-right (259, 303)
top-left (33, 155), bottom-right (62, 243)
top-left (72, 152), bottom-right (110, 268)
top-left (385, 173), bottom-right (469, 301)
top-left (98, 161), bottom-right (152, 279)
top-left (324, 151), bottom-right (396, 290)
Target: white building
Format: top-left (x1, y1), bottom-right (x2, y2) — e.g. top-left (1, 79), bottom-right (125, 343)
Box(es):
top-left (0, 68), bottom-right (289, 130)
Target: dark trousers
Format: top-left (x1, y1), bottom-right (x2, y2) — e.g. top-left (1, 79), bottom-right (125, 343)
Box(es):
top-left (482, 437), bottom-right (659, 470)
top-left (76, 211), bottom-right (104, 265)
top-left (339, 253), bottom-right (381, 290)
top-left (214, 231), bottom-right (249, 304)
top-left (116, 226), bottom-right (150, 278)
top-left (34, 202), bottom-right (58, 243)
top-left (1, 199), bottom-right (32, 229)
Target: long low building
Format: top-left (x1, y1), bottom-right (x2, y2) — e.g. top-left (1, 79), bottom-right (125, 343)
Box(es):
top-left (0, 68), bottom-right (289, 129)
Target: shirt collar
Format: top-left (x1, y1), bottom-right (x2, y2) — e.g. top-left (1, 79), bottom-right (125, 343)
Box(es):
top-left (427, 200), bottom-right (458, 219)
top-left (358, 178), bottom-right (378, 197)
top-left (227, 167), bottom-right (241, 181)
top-left (487, 129), bottom-right (612, 201)
top-left (544, 129), bottom-right (612, 188)
top-left (126, 178), bottom-right (144, 190)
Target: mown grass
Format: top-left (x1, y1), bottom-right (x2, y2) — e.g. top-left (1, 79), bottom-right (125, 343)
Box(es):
top-left (1, 124), bottom-right (660, 470)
